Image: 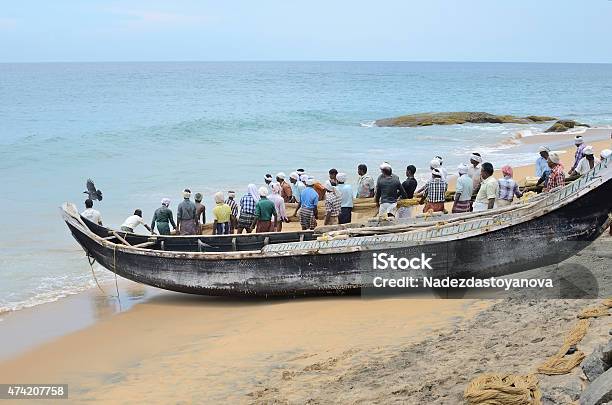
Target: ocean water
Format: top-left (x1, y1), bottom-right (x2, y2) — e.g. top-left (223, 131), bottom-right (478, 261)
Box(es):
top-left (1, 61), bottom-right (612, 313)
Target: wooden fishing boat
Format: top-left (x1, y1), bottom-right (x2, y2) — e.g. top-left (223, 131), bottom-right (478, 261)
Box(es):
top-left (61, 158), bottom-right (612, 297)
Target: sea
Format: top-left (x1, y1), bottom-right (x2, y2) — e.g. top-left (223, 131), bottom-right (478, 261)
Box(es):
top-left (1, 61), bottom-right (612, 314)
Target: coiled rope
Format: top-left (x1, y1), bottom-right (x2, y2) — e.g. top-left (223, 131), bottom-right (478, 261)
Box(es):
top-left (465, 299), bottom-right (611, 404)
top-left (464, 373), bottom-right (542, 405)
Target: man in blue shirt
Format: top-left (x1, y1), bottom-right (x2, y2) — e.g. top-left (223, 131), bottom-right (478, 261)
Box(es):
top-left (335, 173), bottom-right (354, 224)
top-left (294, 177), bottom-right (319, 230)
top-left (535, 146), bottom-right (551, 188)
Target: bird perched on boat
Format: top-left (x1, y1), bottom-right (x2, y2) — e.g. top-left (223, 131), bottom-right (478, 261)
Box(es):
top-left (84, 179), bottom-right (103, 201)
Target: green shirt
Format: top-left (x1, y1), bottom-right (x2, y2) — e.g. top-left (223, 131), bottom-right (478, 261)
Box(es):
top-left (254, 197), bottom-right (277, 221)
top-left (151, 206), bottom-right (176, 229)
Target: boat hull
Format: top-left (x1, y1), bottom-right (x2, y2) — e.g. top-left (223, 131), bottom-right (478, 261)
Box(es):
top-left (63, 175), bottom-right (612, 297)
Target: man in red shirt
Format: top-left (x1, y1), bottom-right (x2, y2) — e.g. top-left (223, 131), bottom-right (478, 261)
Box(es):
top-left (544, 152), bottom-right (565, 192)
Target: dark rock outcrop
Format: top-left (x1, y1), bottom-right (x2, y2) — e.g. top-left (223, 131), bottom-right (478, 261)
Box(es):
top-left (374, 112), bottom-right (557, 127)
top-left (545, 119), bottom-right (591, 133)
top-left (580, 367), bottom-right (612, 405)
top-left (582, 345), bottom-right (607, 382)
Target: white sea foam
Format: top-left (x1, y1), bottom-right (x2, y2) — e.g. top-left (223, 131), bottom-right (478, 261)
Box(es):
top-left (360, 120), bottom-right (377, 128)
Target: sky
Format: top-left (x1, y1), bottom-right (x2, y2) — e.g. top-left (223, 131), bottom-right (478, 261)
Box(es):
top-left (1, 0), bottom-right (611, 63)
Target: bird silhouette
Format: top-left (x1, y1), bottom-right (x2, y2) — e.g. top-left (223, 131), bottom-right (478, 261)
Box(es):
top-left (84, 179), bottom-right (103, 201)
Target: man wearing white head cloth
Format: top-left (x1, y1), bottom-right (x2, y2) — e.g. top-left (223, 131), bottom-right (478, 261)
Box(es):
top-left (264, 174), bottom-right (274, 193)
top-left (419, 168), bottom-right (447, 213)
top-left (572, 145), bottom-right (599, 176)
top-left (569, 135), bottom-right (587, 175)
top-left (289, 172), bottom-right (306, 203)
top-left (151, 198), bottom-right (177, 235)
top-left (433, 156), bottom-right (448, 180)
top-left (452, 164), bottom-right (473, 213)
top-left (544, 153), bottom-right (565, 192)
top-left (467, 152), bottom-right (483, 191)
top-left (536, 146), bottom-right (551, 178)
top-left (336, 172), bottom-right (354, 224)
top-left (294, 176), bottom-right (319, 230)
top-left (323, 180), bottom-right (341, 225)
top-left (212, 192), bottom-right (232, 235)
top-left (177, 188), bottom-right (198, 235)
top-left (375, 162), bottom-right (408, 218)
top-left (253, 187), bottom-right (277, 233)
top-left (276, 172), bottom-right (293, 203)
top-left (225, 191), bottom-right (239, 233)
top-left (601, 149), bottom-right (612, 160)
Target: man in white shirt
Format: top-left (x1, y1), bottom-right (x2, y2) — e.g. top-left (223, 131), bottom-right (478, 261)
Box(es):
top-left (120, 209), bottom-right (154, 234)
top-left (573, 145), bottom-right (600, 176)
top-left (81, 199), bottom-right (102, 225)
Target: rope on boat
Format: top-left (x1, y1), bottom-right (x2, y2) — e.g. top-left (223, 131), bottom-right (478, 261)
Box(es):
top-left (113, 245), bottom-right (122, 309)
top-left (84, 249), bottom-right (121, 307)
top-left (86, 253), bottom-right (106, 294)
top-left (465, 299), bottom-right (612, 403)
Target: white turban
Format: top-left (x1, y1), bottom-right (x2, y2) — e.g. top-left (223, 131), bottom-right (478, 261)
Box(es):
top-left (435, 155), bottom-right (443, 163)
top-left (214, 192), bottom-right (224, 204)
top-left (228, 191), bottom-right (236, 197)
top-left (548, 152), bottom-right (560, 164)
top-left (583, 145), bottom-right (594, 155)
top-left (457, 164), bottom-right (468, 175)
top-left (470, 154), bottom-right (483, 163)
top-left (601, 149), bottom-right (612, 160)
top-left (431, 168), bottom-right (442, 176)
top-left (299, 174), bottom-right (309, 182)
top-left (305, 177), bottom-right (315, 186)
top-left (289, 171), bottom-right (299, 180)
top-left (296, 169), bottom-right (305, 175)
top-left (430, 158), bottom-right (441, 169)
top-left (258, 186), bottom-right (269, 197)
top-left (161, 198), bottom-right (171, 206)
top-left (538, 146), bottom-right (550, 153)
top-left (276, 172), bottom-right (286, 180)
top-left (575, 135), bottom-right (584, 145)
top-left (379, 162), bottom-right (392, 170)
top-left (182, 190), bottom-right (191, 198)
top-left (324, 180), bottom-right (334, 191)
top-left (336, 172), bottom-right (347, 183)
top-left (264, 174), bottom-right (273, 181)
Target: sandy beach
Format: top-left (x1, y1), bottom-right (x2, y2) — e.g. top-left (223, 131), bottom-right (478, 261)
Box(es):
top-left (1, 128), bottom-right (611, 403)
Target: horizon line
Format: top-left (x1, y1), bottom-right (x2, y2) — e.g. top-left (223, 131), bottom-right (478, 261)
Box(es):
top-left (1, 59), bottom-right (612, 65)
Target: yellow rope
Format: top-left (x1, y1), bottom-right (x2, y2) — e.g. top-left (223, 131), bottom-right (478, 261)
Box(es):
top-left (578, 305), bottom-right (610, 319)
top-left (464, 373), bottom-right (542, 405)
top-left (465, 299), bottom-right (611, 403)
top-left (536, 319), bottom-right (589, 375)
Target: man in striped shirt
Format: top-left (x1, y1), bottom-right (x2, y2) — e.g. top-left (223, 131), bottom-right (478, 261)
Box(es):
top-left (419, 168), bottom-right (447, 213)
top-left (497, 165), bottom-right (523, 207)
top-left (225, 191), bottom-right (239, 233)
top-left (544, 153), bottom-right (566, 192)
top-left (569, 135), bottom-right (587, 175)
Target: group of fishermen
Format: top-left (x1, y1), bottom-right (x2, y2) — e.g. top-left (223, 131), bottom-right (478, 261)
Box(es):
top-left (80, 134), bottom-right (612, 236)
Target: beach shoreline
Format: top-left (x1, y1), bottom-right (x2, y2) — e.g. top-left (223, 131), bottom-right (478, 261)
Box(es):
top-left (1, 126), bottom-right (611, 403)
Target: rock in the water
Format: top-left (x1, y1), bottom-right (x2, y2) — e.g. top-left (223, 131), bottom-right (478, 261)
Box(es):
top-left (374, 112), bottom-right (557, 127)
top-left (582, 345), bottom-right (606, 382)
top-left (545, 119), bottom-right (591, 133)
top-left (580, 367), bottom-right (612, 405)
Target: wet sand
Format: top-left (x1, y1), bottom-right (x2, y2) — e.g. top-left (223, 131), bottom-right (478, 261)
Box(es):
top-left (0, 295), bottom-right (490, 403)
top-left (1, 128), bottom-right (610, 403)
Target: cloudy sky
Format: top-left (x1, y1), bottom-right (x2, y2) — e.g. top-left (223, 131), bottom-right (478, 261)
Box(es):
top-left (1, 0), bottom-right (611, 62)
